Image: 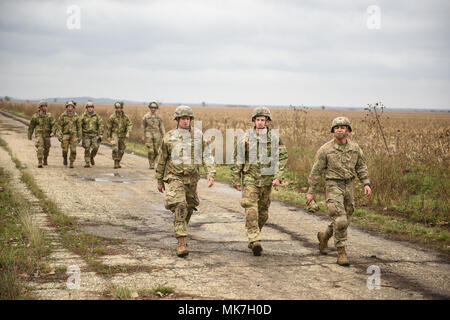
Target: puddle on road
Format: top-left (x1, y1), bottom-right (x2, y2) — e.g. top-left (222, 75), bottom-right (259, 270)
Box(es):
top-left (80, 172), bottom-right (144, 184)
top-left (208, 185), bottom-right (241, 196)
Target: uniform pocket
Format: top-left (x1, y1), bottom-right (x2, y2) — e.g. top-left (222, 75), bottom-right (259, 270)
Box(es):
top-left (327, 152), bottom-right (340, 168)
top-left (164, 179), bottom-right (186, 210)
top-left (240, 186), bottom-right (258, 208)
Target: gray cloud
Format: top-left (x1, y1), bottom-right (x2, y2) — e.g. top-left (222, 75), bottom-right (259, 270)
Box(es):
top-left (0, 0), bottom-right (449, 108)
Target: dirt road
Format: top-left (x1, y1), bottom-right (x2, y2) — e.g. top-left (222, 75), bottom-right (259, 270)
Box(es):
top-left (0, 112), bottom-right (449, 300)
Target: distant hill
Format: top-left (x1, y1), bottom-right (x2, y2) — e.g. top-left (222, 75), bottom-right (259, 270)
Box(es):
top-left (43, 97), bottom-right (147, 105)
top-left (1, 96), bottom-right (147, 105)
top-left (1, 95), bottom-right (448, 112)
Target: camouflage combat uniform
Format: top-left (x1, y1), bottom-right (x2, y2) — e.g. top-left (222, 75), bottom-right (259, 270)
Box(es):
top-left (80, 108), bottom-right (104, 166)
top-left (142, 107), bottom-right (165, 169)
top-left (106, 104), bottom-right (133, 167)
top-left (156, 127), bottom-right (215, 238)
top-left (54, 105), bottom-right (82, 166)
top-left (231, 124), bottom-right (288, 247)
top-left (308, 138), bottom-right (370, 248)
top-left (28, 104), bottom-right (56, 167)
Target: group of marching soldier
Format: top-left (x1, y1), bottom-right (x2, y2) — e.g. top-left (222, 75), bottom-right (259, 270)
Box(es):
top-left (28, 100), bottom-right (134, 169)
top-left (28, 100), bottom-right (371, 266)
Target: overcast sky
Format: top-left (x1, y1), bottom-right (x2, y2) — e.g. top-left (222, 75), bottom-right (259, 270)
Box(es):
top-left (0, 0), bottom-right (449, 109)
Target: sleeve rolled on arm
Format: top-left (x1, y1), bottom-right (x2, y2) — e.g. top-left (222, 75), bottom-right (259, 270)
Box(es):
top-left (274, 140), bottom-right (288, 182)
top-left (307, 148), bottom-right (327, 194)
top-left (155, 141), bottom-right (168, 185)
top-left (355, 147), bottom-right (370, 186)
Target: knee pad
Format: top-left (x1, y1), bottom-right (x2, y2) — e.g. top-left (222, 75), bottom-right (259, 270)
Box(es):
top-left (326, 200), bottom-right (338, 216)
top-left (346, 202), bottom-right (355, 216)
top-left (335, 216), bottom-right (349, 231)
top-left (241, 197), bottom-right (256, 209)
top-left (175, 203), bottom-right (188, 221)
top-left (327, 199), bottom-right (346, 217)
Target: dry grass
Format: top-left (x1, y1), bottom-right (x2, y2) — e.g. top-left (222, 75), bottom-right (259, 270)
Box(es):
top-left (1, 100), bottom-right (449, 225)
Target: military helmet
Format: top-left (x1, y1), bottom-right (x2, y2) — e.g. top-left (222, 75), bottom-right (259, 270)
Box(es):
top-left (38, 100), bottom-right (48, 108)
top-left (114, 101), bottom-right (124, 109)
top-left (251, 107), bottom-right (272, 121)
top-left (85, 101), bottom-right (95, 108)
top-left (173, 105), bottom-right (194, 120)
top-left (65, 100), bottom-right (76, 108)
top-left (148, 101), bottom-right (159, 109)
top-left (263, 107), bottom-right (272, 122)
top-left (331, 116), bottom-right (352, 132)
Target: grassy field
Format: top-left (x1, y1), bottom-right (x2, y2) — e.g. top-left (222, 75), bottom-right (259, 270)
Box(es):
top-left (0, 140), bottom-right (51, 299)
top-left (1, 100), bottom-right (449, 251)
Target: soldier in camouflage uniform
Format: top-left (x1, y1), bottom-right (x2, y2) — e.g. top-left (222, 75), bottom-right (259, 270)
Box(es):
top-left (106, 102), bottom-right (133, 169)
top-left (156, 105), bottom-right (215, 257)
top-left (141, 101), bottom-right (165, 169)
top-left (230, 107), bottom-right (288, 256)
top-left (306, 117), bottom-right (372, 266)
top-left (28, 101), bottom-right (56, 168)
top-left (53, 100), bottom-right (82, 168)
top-left (80, 101), bottom-right (104, 168)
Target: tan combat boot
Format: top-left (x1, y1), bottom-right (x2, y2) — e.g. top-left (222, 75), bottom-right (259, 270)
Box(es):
top-left (38, 159), bottom-right (43, 168)
top-left (337, 247), bottom-right (350, 266)
top-left (114, 160), bottom-right (119, 169)
top-left (69, 162), bottom-right (74, 168)
top-left (84, 162), bottom-right (90, 168)
top-left (90, 157), bottom-right (95, 166)
top-left (317, 231), bottom-right (331, 255)
top-left (177, 236), bottom-right (188, 257)
top-left (63, 156), bottom-right (68, 166)
top-left (43, 157), bottom-right (48, 166)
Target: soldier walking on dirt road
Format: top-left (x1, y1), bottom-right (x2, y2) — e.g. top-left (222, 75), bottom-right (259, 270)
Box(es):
top-left (54, 100), bottom-right (81, 168)
top-left (306, 117), bottom-right (372, 266)
top-left (80, 101), bottom-right (104, 168)
top-left (155, 105), bottom-right (215, 258)
top-left (230, 107), bottom-right (288, 256)
top-left (106, 102), bottom-right (133, 169)
top-left (27, 100), bottom-right (56, 168)
top-left (141, 101), bottom-right (165, 169)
